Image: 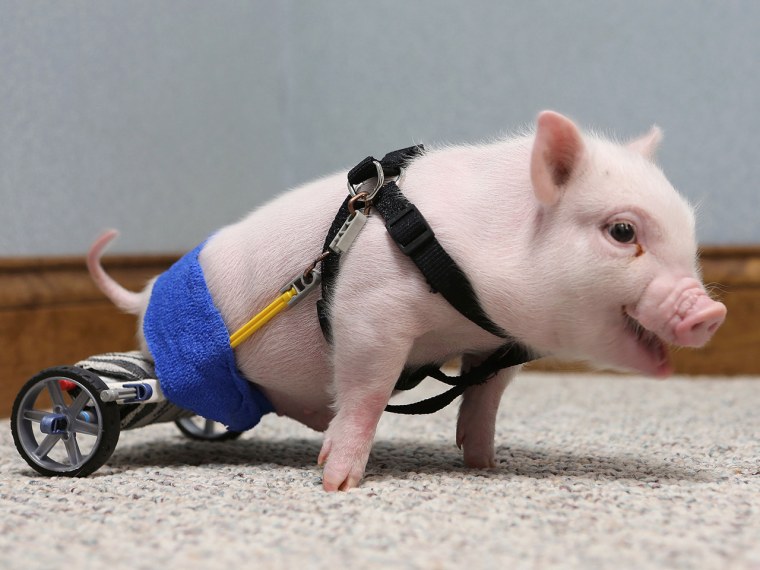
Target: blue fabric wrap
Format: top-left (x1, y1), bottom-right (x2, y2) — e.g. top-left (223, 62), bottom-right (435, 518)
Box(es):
top-left (142, 242), bottom-right (274, 432)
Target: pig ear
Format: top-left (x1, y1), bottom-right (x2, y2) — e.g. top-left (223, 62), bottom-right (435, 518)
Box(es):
top-left (627, 125), bottom-right (663, 160)
top-left (530, 111), bottom-right (585, 206)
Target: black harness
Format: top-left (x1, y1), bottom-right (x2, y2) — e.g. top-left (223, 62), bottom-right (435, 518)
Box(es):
top-left (317, 146), bottom-right (535, 414)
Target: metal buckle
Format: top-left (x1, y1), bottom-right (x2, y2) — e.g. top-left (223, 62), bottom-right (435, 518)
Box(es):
top-left (347, 159), bottom-right (385, 201)
top-left (385, 204), bottom-right (435, 256)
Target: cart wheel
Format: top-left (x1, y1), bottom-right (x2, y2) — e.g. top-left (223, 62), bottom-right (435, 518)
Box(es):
top-left (11, 367), bottom-right (121, 477)
top-left (175, 416), bottom-right (242, 442)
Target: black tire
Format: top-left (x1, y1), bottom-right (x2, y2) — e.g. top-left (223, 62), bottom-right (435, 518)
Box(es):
top-left (11, 366), bottom-right (121, 477)
top-left (175, 416), bottom-right (243, 442)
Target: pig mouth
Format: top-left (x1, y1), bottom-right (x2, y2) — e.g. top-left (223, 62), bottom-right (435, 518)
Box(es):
top-left (622, 311), bottom-right (672, 377)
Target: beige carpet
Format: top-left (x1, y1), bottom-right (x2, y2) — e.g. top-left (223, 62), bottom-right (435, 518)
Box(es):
top-left (1, 372), bottom-right (759, 569)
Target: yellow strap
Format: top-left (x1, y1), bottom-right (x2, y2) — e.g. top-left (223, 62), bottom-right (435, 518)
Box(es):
top-left (229, 287), bottom-right (297, 349)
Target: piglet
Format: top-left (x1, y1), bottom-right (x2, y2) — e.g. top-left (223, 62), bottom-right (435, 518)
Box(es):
top-left (88, 111), bottom-right (726, 491)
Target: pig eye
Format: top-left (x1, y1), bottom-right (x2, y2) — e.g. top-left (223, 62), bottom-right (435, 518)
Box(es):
top-left (608, 222), bottom-right (636, 244)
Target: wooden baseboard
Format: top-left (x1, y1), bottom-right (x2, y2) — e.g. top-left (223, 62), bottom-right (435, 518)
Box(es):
top-left (1, 246), bottom-right (758, 417)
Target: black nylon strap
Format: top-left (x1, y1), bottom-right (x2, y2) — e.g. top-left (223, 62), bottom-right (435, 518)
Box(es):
top-left (373, 182), bottom-right (508, 338)
top-left (317, 145), bottom-right (536, 415)
top-left (347, 146), bottom-right (424, 186)
top-left (317, 194), bottom-right (352, 342)
top-left (319, 144), bottom-right (509, 341)
top-left (385, 383), bottom-right (468, 415)
top-left (385, 343), bottom-right (533, 414)
top-left (318, 145), bottom-right (425, 342)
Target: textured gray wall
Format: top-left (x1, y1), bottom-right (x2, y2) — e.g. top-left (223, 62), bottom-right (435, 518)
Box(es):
top-left (1, 1), bottom-right (758, 256)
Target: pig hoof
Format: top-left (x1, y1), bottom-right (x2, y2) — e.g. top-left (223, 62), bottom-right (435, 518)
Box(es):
top-left (322, 463), bottom-right (362, 492)
top-left (464, 452), bottom-right (497, 469)
top-left (321, 445), bottom-right (367, 491)
top-left (318, 438), bottom-right (332, 466)
top-left (459, 434), bottom-right (497, 468)
top-left (464, 457), bottom-right (497, 469)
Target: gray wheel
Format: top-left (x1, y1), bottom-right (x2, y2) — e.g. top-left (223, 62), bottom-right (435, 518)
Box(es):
top-left (175, 416), bottom-right (242, 441)
top-left (11, 367), bottom-right (120, 477)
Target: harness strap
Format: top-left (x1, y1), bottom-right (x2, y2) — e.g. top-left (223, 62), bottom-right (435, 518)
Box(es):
top-left (317, 146), bottom-right (535, 414)
top-left (318, 145), bottom-right (427, 341)
top-left (316, 197), bottom-right (353, 341)
top-left (372, 182), bottom-right (508, 339)
top-left (347, 146), bottom-right (421, 185)
top-left (385, 343), bottom-right (533, 414)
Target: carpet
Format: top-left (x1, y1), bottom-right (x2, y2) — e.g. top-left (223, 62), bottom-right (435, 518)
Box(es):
top-left (1, 372), bottom-right (758, 569)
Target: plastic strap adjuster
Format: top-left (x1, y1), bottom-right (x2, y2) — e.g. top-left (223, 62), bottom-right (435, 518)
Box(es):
top-left (385, 204), bottom-right (435, 256)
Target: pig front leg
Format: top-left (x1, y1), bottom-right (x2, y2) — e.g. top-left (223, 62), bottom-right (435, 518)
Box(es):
top-left (456, 360), bottom-right (519, 468)
top-left (318, 331), bottom-right (411, 492)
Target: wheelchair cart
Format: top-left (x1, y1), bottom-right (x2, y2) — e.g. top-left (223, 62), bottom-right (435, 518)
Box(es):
top-left (10, 352), bottom-right (241, 477)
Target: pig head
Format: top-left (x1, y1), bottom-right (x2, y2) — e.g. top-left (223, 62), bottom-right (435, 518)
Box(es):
top-left (491, 111), bottom-right (726, 377)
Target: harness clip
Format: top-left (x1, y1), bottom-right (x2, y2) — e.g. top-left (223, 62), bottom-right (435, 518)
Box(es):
top-left (281, 269), bottom-right (322, 308)
top-left (229, 268), bottom-right (323, 349)
top-left (330, 210), bottom-right (367, 255)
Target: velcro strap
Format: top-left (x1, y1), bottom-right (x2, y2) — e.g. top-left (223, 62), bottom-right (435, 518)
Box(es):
top-left (373, 182), bottom-right (509, 339)
top-left (320, 145), bottom-right (424, 342)
top-left (317, 193), bottom-right (352, 342)
top-left (347, 156), bottom-right (377, 187)
top-left (385, 204), bottom-right (435, 255)
top-left (385, 384), bottom-right (467, 415)
top-left (347, 145), bottom-right (425, 186)
top-left (386, 342), bottom-right (534, 414)
top-left (318, 144), bottom-right (536, 416)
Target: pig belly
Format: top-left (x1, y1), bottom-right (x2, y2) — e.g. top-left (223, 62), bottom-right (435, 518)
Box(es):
top-left (231, 301), bottom-right (336, 432)
top-left (241, 354), bottom-right (335, 432)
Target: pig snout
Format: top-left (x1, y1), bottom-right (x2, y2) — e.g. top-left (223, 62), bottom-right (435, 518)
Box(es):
top-left (671, 291), bottom-right (726, 346)
top-left (627, 277), bottom-right (726, 348)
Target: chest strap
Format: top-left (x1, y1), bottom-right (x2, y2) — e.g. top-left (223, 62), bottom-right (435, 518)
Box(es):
top-left (317, 146), bottom-right (425, 341)
top-left (318, 146), bottom-right (535, 414)
top-left (386, 343), bottom-right (533, 414)
top-left (373, 182), bottom-right (508, 338)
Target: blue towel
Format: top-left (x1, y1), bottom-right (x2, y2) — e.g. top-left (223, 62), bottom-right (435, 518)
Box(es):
top-left (142, 242), bottom-right (274, 432)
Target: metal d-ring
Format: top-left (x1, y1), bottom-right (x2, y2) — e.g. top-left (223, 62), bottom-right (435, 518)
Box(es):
top-left (347, 159), bottom-right (385, 201)
top-left (394, 166), bottom-right (406, 187)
